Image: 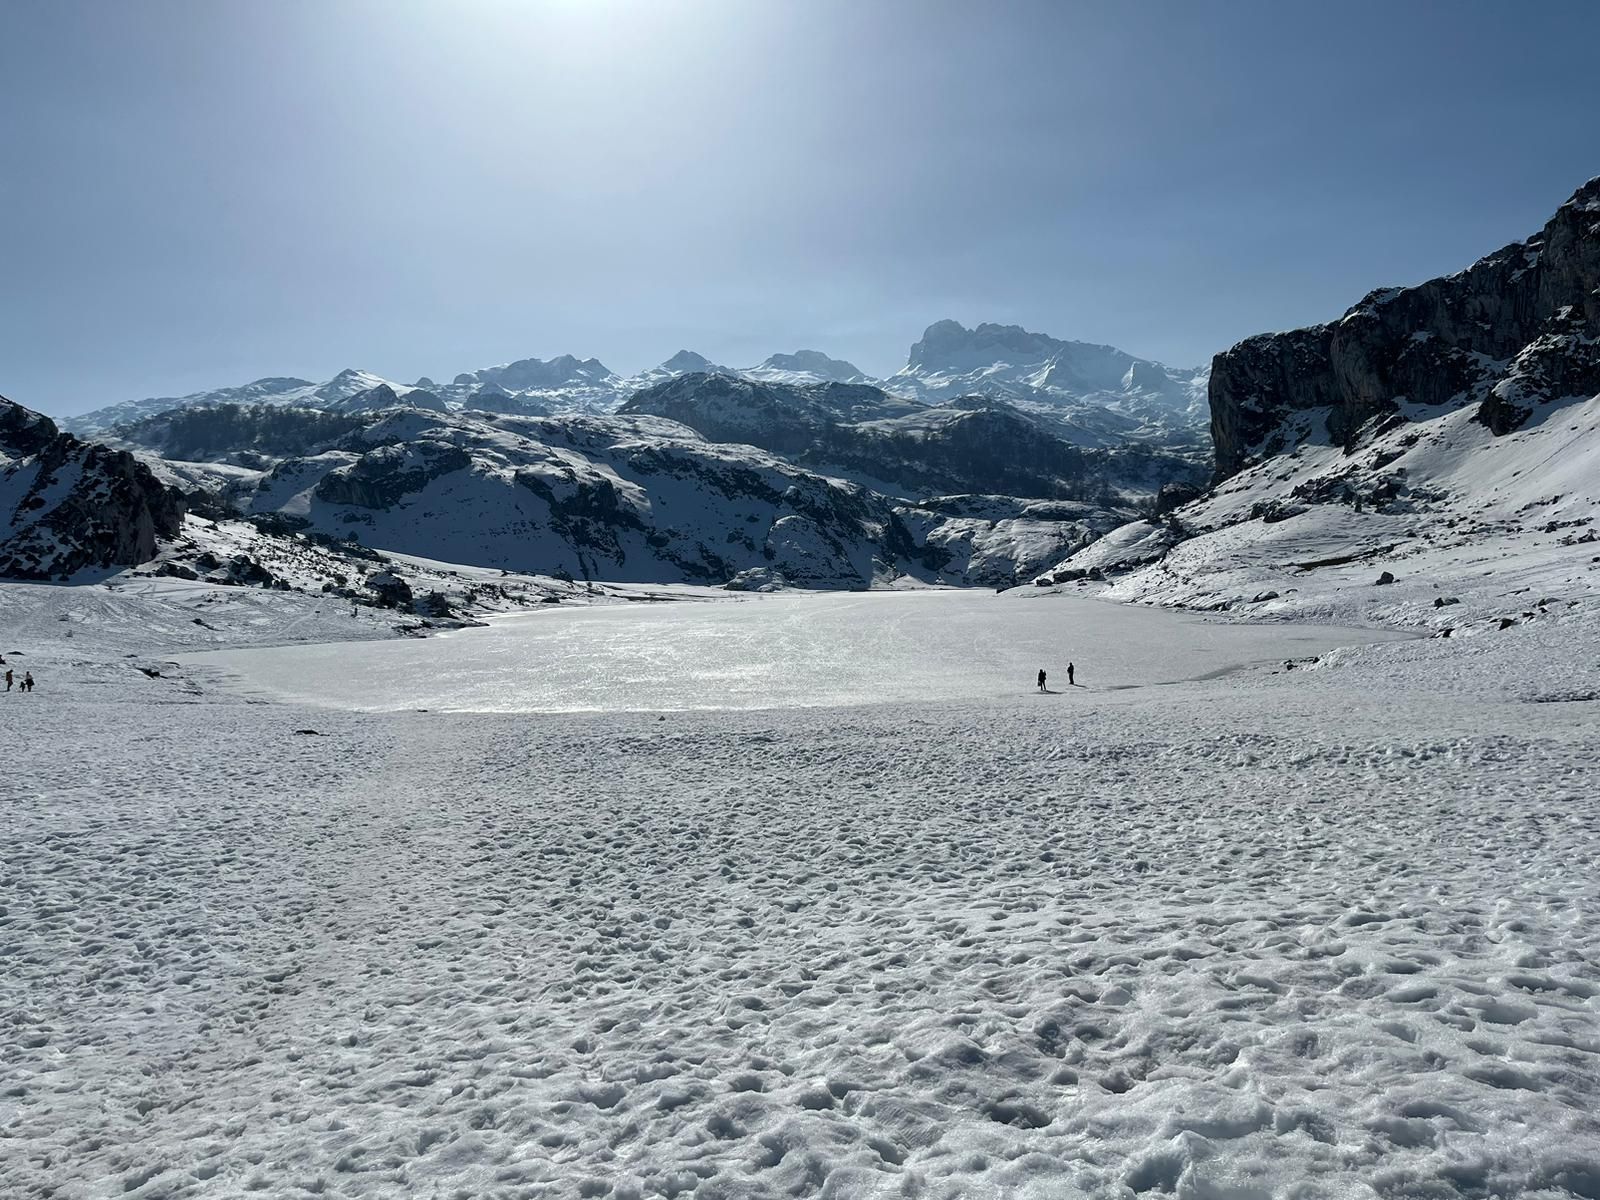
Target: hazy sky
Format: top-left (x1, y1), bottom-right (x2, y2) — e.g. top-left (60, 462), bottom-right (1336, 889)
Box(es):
top-left (4, 0), bottom-right (1599, 416)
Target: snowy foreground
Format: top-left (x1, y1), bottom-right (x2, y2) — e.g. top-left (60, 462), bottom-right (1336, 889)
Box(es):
top-left (4, 581), bottom-right (1600, 1200)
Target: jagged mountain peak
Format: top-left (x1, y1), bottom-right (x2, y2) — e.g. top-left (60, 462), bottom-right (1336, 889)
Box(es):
top-left (907, 320), bottom-right (1070, 370)
top-left (659, 350), bottom-right (724, 373)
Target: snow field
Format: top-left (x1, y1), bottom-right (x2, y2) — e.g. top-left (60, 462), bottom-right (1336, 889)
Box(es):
top-left (1, 588), bottom-right (1598, 1199)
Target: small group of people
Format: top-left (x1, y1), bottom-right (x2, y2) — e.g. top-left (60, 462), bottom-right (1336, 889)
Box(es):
top-left (1036, 662), bottom-right (1075, 692)
top-left (2, 655), bottom-right (34, 693)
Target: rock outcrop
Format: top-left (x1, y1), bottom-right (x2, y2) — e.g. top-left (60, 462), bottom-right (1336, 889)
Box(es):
top-left (0, 396), bottom-right (185, 579)
top-left (1210, 176), bottom-right (1600, 479)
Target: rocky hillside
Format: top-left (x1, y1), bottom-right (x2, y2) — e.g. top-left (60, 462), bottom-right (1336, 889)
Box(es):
top-left (620, 374), bottom-right (1202, 502)
top-left (114, 405), bottom-right (1133, 588)
top-left (1037, 177), bottom-right (1600, 630)
top-left (0, 396), bottom-right (185, 580)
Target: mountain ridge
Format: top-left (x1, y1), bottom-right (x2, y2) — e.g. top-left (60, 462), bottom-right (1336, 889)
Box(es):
top-left (60, 324), bottom-right (1211, 456)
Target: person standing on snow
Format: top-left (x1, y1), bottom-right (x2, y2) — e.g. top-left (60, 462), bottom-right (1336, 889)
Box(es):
top-left (4, 668), bottom-right (11, 691)
top-left (1068, 662), bottom-right (1075, 687)
top-left (22, 672), bottom-right (33, 693)
top-left (1037, 668), bottom-right (1047, 692)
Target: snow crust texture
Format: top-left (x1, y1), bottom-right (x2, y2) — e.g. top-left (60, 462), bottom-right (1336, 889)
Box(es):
top-left (3, 581), bottom-right (1598, 1200)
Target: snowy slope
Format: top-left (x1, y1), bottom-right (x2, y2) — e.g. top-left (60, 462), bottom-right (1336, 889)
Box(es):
top-left (1045, 390), bottom-right (1600, 629)
top-left (3, 579), bottom-right (1597, 1198)
top-left (199, 407), bottom-right (1124, 589)
top-left (104, 397), bottom-right (1158, 590)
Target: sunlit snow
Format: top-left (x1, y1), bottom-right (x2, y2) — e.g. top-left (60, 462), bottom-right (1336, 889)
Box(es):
top-left (182, 590), bottom-right (1403, 713)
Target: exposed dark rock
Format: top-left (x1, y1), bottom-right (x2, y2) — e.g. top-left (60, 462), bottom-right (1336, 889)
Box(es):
top-left (366, 570), bottom-right (414, 609)
top-left (223, 555), bottom-right (278, 587)
top-left (1154, 480), bottom-right (1204, 515)
top-left (1210, 177), bottom-right (1600, 480)
top-left (413, 589), bottom-right (454, 618)
top-left (0, 395), bottom-right (185, 579)
top-left (113, 403), bottom-right (367, 461)
top-left (314, 441), bottom-right (473, 509)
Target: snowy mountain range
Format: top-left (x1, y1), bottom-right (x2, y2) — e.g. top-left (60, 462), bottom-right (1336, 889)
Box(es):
top-left (23, 177), bottom-right (1600, 611)
top-left (1042, 175), bottom-right (1600, 628)
top-left (61, 323), bottom-right (1212, 454)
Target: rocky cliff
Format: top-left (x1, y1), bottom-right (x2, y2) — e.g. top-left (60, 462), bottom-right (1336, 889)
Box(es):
top-left (0, 396), bottom-right (186, 579)
top-left (1210, 176), bottom-right (1600, 479)
top-left (1039, 177), bottom-right (1600, 629)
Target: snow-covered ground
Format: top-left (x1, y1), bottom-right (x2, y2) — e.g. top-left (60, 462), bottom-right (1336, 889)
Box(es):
top-left (3, 577), bottom-right (1598, 1200)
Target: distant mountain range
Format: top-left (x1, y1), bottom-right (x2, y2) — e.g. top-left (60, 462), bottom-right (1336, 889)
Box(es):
top-left (61, 321), bottom-right (1211, 454)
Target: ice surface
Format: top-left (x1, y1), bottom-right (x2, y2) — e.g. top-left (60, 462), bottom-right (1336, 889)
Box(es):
top-left (181, 590), bottom-right (1405, 714)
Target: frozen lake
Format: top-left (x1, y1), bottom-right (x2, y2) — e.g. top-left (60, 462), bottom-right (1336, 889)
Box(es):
top-left (186, 589), bottom-right (1406, 713)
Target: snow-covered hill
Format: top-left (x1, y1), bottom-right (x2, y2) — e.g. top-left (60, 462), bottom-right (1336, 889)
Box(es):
top-left (620, 374), bottom-right (1203, 501)
top-left (1037, 177), bottom-right (1600, 630)
top-left (109, 405), bottom-right (1130, 589)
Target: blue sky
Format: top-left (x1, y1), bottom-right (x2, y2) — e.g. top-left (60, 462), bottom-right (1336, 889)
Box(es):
top-left (3, 0), bottom-right (1598, 415)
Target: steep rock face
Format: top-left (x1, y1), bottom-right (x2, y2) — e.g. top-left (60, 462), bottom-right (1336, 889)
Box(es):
top-left (0, 396), bottom-right (185, 579)
top-left (1211, 176), bottom-right (1600, 478)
